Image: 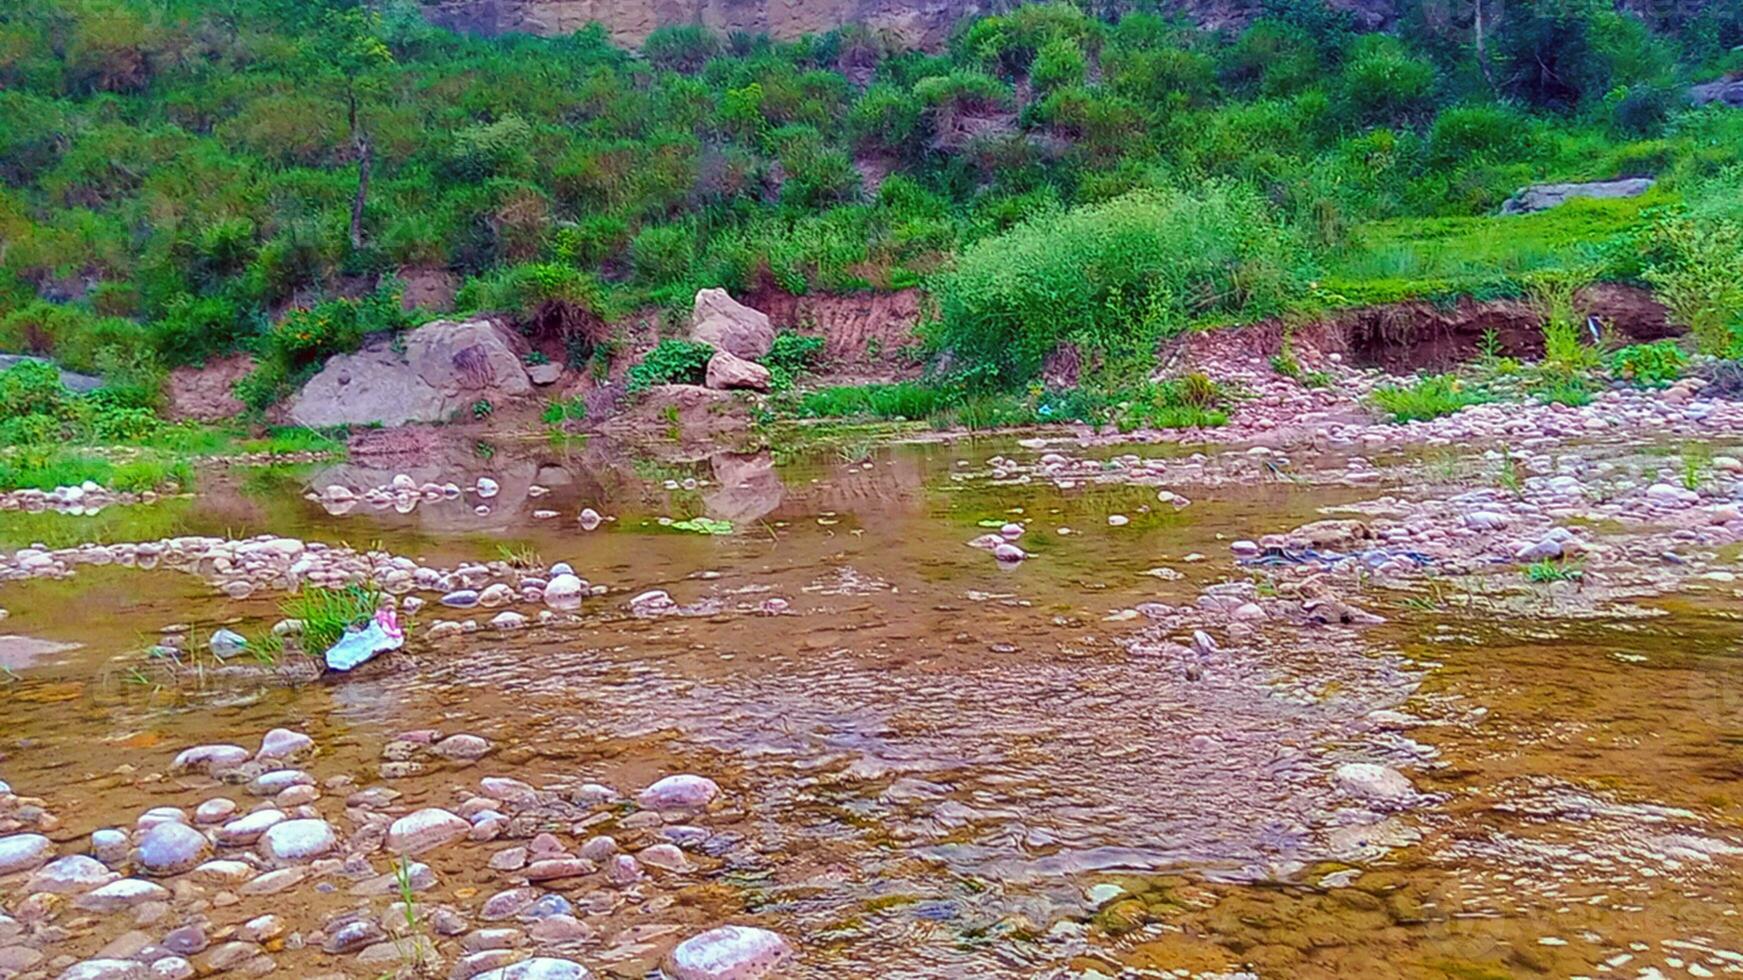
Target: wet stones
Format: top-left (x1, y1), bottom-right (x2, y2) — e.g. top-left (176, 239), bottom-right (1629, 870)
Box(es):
top-left (475, 958), bottom-right (593, 980)
top-left (0, 833), bottom-right (54, 875)
top-left (57, 959), bottom-right (152, 980)
top-left (73, 878), bottom-right (170, 912)
top-left (441, 590), bottom-right (481, 608)
top-left (637, 775), bottom-right (720, 812)
top-left (28, 854), bottom-right (117, 893)
top-left (171, 744), bottom-right (250, 774)
top-left (257, 818), bottom-right (337, 863)
top-left (208, 629), bottom-right (248, 658)
top-left (434, 734), bottom-right (492, 761)
top-left (542, 573), bottom-right (586, 609)
top-left (90, 828), bottom-right (129, 866)
top-left (993, 543), bottom-right (1026, 563)
top-left (664, 925), bottom-right (794, 980)
top-left (216, 809), bottom-right (285, 846)
top-left (1334, 762), bottom-right (1415, 803)
top-left (255, 728), bottom-right (313, 761)
top-left (638, 843), bottom-right (691, 872)
top-left (387, 807), bottom-right (470, 855)
top-left (322, 917), bottom-right (386, 954)
top-left (135, 822), bottom-right (211, 876)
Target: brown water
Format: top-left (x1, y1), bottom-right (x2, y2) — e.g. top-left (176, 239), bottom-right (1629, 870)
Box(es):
top-left (2, 435), bottom-right (1740, 978)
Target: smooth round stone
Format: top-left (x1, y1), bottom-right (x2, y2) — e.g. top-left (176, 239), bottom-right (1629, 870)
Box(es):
top-left (256, 728), bottom-right (313, 760)
top-left (74, 878), bottom-right (171, 912)
top-left (664, 926), bottom-right (794, 980)
top-left (387, 808), bottom-right (469, 855)
top-left (637, 843), bottom-right (691, 872)
top-left (57, 959), bottom-right (151, 980)
top-left (258, 819), bottom-right (337, 863)
top-left (90, 829), bottom-right (129, 867)
top-left (521, 893), bottom-right (573, 921)
top-left (171, 745), bottom-right (249, 773)
top-left (542, 574), bottom-right (586, 609)
top-left (474, 958), bottom-right (592, 980)
top-left (440, 590), bottom-right (480, 608)
top-left (637, 774), bottom-right (720, 812)
top-left (216, 810), bottom-right (285, 846)
top-left (248, 769), bottom-right (313, 796)
top-left (1334, 762), bottom-right (1414, 802)
top-left (151, 955), bottom-right (195, 979)
top-left (433, 734), bottom-right (491, 760)
top-left (0, 778), bottom-right (9, 795)
top-left (136, 822), bottom-right (211, 876)
top-left (993, 543), bottom-right (1025, 563)
top-left (0, 833), bottom-right (54, 876)
top-left (28, 854), bottom-right (116, 894)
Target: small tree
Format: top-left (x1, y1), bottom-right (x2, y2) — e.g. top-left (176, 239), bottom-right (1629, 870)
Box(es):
top-left (305, 7), bottom-right (393, 252)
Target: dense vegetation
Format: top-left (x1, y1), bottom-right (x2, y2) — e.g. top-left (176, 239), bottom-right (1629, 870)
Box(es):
top-left (0, 0), bottom-right (1740, 404)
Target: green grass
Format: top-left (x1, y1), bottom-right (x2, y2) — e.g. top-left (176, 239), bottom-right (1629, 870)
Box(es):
top-left (798, 382), bottom-right (958, 422)
top-left (281, 585), bottom-right (382, 654)
top-left (1370, 375), bottom-right (1492, 423)
top-left (1524, 559), bottom-right (1584, 583)
top-left (0, 448), bottom-right (192, 493)
top-left (1324, 195), bottom-right (1665, 307)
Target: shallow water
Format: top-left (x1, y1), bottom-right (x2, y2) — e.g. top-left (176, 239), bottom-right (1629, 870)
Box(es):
top-left (1, 434), bottom-right (1740, 978)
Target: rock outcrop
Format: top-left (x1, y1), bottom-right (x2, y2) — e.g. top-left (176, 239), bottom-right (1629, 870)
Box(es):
top-left (1500, 178), bottom-right (1654, 215)
top-left (287, 318), bottom-right (532, 428)
top-left (690, 289), bottom-right (774, 360)
top-left (704, 349), bottom-right (771, 391)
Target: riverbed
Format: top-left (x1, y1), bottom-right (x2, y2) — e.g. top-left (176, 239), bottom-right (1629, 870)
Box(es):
top-left (1, 420), bottom-right (1740, 979)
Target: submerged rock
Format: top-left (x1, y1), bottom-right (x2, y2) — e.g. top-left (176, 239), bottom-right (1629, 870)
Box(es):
top-left (172, 744), bottom-right (249, 774)
top-left (0, 833), bottom-right (55, 876)
top-left (258, 818), bottom-right (337, 863)
top-left (387, 808), bottom-right (470, 855)
top-left (135, 821), bottom-right (210, 876)
top-left (1334, 762), bottom-right (1415, 803)
top-left (256, 728), bottom-right (313, 760)
top-left (28, 854), bottom-right (117, 894)
top-left (473, 958), bottom-right (593, 980)
top-left (638, 774), bottom-right (720, 811)
top-left (664, 925), bottom-right (794, 980)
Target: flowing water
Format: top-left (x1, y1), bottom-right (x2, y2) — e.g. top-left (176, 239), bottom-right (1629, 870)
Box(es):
top-left (1, 433), bottom-right (1740, 978)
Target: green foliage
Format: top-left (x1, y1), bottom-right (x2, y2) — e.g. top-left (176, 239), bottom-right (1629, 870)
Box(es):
top-left (1607, 340), bottom-right (1685, 387)
top-left (929, 185), bottom-right (1312, 384)
top-left (1370, 374), bottom-right (1492, 422)
top-left (283, 585), bottom-right (383, 655)
top-left (761, 331), bottom-right (825, 389)
top-left (237, 282), bottom-right (408, 410)
top-left (1524, 558), bottom-right (1583, 582)
top-left (541, 395), bottom-right (588, 425)
top-left (626, 339), bottom-right (714, 393)
top-left (1643, 216), bottom-right (1743, 358)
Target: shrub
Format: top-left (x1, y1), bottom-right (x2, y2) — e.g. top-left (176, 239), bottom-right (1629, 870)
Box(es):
top-left (152, 294), bottom-right (252, 366)
top-left (1030, 37), bottom-right (1086, 93)
top-left (1337, 35), bottom-right (1434, 124)
top-left (1370, 374), bottom-right (1492, 422)
top-left (1643, 217), bottom-right (1743, 358)
top-left (1608, 340), bottom-right (1685, 387)
top-left (643, 25), bottom-right (720, 74)
top-left (626, 339), bottom-right (714, 392)
top-left (927, 185), bottom-right (1312, 384)
top-left (456, 262), bottom-right (609, 345)
top-left (630, 224), bottom-right (695, 288)
top-left (761, 331), bottom-right (825, 389)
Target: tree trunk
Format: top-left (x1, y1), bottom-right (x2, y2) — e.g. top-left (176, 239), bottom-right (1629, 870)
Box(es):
top-left (1473, 0), bottom-right (1497, 96)
top-left (347, 89), bottom-right (370, 252)
top-left (350, 129), bottom-right (372, 251)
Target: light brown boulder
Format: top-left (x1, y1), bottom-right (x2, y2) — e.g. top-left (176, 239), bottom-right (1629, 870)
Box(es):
top-left (689, 289), bottom-right (774, 359)
top-left (286, 319), bottom-right (532, 427)
top-left (704, 350), bottom-right (772, 392)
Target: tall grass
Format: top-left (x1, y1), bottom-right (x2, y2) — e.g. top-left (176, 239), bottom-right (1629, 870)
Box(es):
top-left (282, 585), bottom-right (382, 653)
top-left (1370, 375), bottom-right (1492, 422)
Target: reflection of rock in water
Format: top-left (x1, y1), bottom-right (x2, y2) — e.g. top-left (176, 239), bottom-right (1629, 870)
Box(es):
top-left (705, 452), bottom-right (784, 524)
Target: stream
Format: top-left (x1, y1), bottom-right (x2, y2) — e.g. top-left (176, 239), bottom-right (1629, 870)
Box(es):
top-left (1, 431), bottom-right (1740, 979)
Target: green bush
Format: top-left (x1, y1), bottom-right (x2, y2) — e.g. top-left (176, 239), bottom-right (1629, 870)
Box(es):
top-left (626, 339), bottom-right (714, 392)
top-left (1370, 374), bottom-right (1492, 422)
top-left (928, 184), bottom-right (1313, 384)
top-left (761, 331), bottom-right (825, 389)
top-left (630, 225), bottom-right (696, 288)
top-left (1607, 340), bottom-right (1685, 387)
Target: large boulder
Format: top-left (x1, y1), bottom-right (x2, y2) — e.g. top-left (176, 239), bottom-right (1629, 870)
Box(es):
top-left (286, 319), bottom-right (532, 427)
top-left (705, 350), bottom-right (772, 392)
top-left (1500, 178), bottom-right (1653, 215)
top-left (689, 289), bottom-right (774, 360)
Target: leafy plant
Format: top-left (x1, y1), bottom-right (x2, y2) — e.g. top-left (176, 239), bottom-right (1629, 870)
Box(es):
top-left (1608, 341), bottom-right (1684, 387)
top-left (626, 339), bottom-right (716, 393)
top-left (1370, 374), bottom-right (1491, 422)
top-left (1524, 559), bottom-right (1583, 583)
top-left (541, 396), bottom-right (587, 426)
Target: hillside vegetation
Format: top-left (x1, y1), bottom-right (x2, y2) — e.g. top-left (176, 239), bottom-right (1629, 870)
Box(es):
top-left (1, 0), bottom-right (1741, 405)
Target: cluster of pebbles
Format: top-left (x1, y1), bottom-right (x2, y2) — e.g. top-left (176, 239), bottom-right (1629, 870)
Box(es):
top-left (0, 483), bottom-right (175, 517)
top-left (0, 729), bottom-right (792, 980)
